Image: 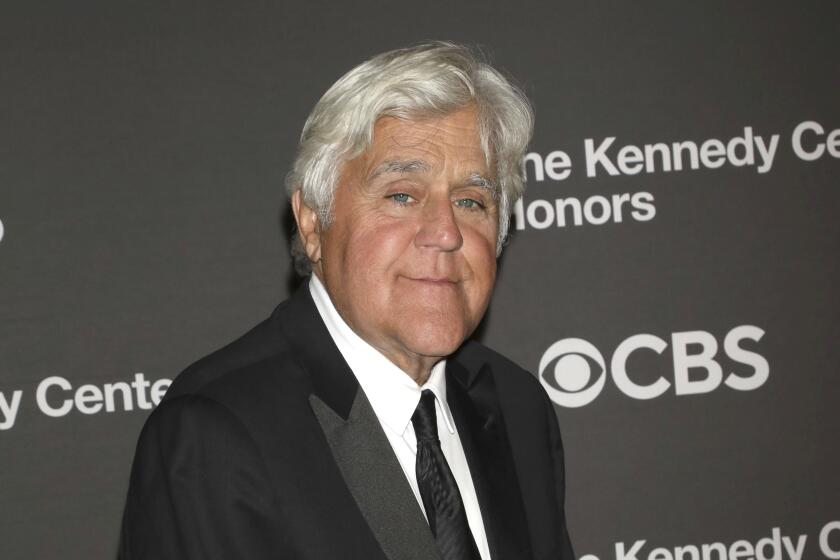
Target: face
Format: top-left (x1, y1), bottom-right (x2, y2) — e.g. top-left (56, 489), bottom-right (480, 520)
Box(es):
top-left (293, 106), bottom-right (499, 378)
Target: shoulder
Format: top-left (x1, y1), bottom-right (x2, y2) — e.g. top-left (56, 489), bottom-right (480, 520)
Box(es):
top-left (455, 338), bottom-right (549, 409)
top-left (138, 392), bottom-right (256, 452)
top-left (163, 299), bottom-right (300, 400)
top-left (141, 295), bottom-right (324, 438)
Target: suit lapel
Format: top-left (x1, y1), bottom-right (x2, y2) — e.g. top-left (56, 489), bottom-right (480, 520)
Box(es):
top-left (278, 285), bottom-right (532, 560)
top-left (310, 391), bottom-right (441, 560)
top-left (447, 356), bottom-right (534, 560)
top-left (276, 284), bottom-right (357, 419)
top-left (278, 286), bottom-right (439, 560)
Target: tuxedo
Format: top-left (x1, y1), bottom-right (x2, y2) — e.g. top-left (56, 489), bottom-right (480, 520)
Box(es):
top-left (119, 285), bottom-right (575, 560)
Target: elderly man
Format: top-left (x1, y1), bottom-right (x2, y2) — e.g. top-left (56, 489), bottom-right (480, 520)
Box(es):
top-left (119, 42), bottom-right (574, 560)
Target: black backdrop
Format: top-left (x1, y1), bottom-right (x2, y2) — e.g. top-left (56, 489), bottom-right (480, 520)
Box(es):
top-left (1, 2), bottom-right (839, 559)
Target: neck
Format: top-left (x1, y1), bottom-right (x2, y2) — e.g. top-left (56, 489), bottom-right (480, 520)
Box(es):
top-left (386, 353), bottom-right (440, 386)
top-left (310, 271), bottom-right (443, 386)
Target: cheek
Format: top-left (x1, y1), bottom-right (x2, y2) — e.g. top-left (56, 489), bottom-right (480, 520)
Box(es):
top-left (343, 222), bottom-right (414, 278)
top-left (474, 263), bottom-right (497, 308)
top-left (465, 212), bottom-right (498, 249)
top-left (463, 230), bottom-right (498, 300)
top-left (464, 221), bottom-right (498, 264)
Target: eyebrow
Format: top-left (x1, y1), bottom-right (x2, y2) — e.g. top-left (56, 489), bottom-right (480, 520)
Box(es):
top-left (367, 159), bottom-right (499, 198)
top-left (465, 171), bottom-right (500, 198)
top-left (367, 159), bottom-right (431, 181)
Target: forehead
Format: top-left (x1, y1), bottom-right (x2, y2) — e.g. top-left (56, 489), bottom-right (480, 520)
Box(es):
top-left (362, 106), bottom-right (488, 172)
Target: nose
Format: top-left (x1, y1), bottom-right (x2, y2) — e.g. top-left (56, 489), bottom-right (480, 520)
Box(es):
top-left (414, 195), bottom-right (463, 252)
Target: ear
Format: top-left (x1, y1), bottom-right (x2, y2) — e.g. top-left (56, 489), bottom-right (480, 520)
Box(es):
top-left (291, 190), bottom-right (323, 265)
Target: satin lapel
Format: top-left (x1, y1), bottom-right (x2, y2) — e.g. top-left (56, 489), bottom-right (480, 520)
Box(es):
top-left (276, 284), bottom-right (358, 419)
top-left (446, 359), bottom-right (534, 560)
top-left (280, 285), bottom-right (439, 559)
top-left (310, 389), bottom-right (441, 560)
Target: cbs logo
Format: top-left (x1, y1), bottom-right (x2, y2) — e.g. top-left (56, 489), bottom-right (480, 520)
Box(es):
top-left (539, 325), bottom-right (768, 408)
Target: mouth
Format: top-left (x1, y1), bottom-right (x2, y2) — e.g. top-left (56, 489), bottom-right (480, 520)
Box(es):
top-left (404, 276), bottom-right (459, 285)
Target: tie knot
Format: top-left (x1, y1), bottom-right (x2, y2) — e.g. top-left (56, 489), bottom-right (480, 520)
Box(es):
top-left (411, 390), bottom-right (439, 442)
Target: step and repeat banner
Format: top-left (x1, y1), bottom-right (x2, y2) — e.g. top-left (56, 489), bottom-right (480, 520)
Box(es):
top-left (1, 1), bottom-right (838, 559)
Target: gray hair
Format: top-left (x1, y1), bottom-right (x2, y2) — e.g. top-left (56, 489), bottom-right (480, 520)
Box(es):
top-left (286, 41), bottom-right (534, 275)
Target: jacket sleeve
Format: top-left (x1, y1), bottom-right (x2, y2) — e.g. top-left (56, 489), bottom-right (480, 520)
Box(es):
top-left (544, 390), bottom-right (576, 560)
top-left (118, 394), bottom-right (283, 559)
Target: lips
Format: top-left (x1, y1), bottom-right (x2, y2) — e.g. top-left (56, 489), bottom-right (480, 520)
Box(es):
top-left (404, 276), bottom-right (459, 285)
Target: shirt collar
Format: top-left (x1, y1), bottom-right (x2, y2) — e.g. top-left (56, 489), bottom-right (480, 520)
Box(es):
top-left (308, 274), bottom-right (457, 437)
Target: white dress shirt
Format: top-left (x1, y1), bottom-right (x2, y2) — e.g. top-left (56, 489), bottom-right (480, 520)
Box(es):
top-left (309, 275), bottom-right (492, 560)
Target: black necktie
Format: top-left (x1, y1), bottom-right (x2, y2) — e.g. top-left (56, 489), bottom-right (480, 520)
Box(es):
top-left (411, 389), bottom-right (481, 560)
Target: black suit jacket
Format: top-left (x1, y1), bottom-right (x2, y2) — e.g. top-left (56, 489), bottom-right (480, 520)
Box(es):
top-left (119, 285), bottom-right (574, 560)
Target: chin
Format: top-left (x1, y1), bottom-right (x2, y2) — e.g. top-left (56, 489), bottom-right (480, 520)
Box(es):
top-left (404, 321), bottom-right (471, 359)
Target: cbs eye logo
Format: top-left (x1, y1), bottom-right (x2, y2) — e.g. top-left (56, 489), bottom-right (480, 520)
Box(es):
top-left (539, 326), bottom-right (769, 408)
top-left (539, 338), bottom-right (607, 408)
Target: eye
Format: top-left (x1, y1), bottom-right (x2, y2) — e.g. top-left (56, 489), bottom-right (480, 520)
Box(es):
top-left (454, 198), bottom-right (486, 211)
top-left (388, 193), bottom-right (413, 205)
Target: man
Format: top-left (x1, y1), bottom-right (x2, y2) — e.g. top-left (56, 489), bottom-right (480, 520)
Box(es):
top-left (120, 42), bottom-right (574, 560)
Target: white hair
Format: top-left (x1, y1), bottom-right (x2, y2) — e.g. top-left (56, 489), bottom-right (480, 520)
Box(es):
top-left (286, 41), bottom-right (534, 275)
